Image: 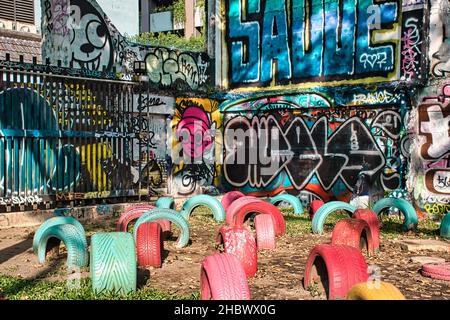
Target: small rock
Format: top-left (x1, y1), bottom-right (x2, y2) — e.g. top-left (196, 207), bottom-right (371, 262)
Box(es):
top-left (410, 256), bottom-right (446, 265)
top-left (397, 239), bottom-right (450, 253)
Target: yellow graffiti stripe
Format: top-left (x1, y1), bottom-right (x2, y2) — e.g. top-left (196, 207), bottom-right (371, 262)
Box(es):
top-left (80, 143), bottom-right (112, 191)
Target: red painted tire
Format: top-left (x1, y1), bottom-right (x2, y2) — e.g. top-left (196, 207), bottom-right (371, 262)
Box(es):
top-left (216, 226), bottom-right (257, 277)
top-left (310, 200), bottom-right (325, 221)
top-left (225, 196), bottom-right (260, 226)
top-left (331, 218), bottom-right (374, 256)
top-left (254, 214), bottom-right (276, 250)
top-left (117, 206), bottom-right (171, 238)
top-left (421, 262), bottom-right (450, 281)
top-left (221, 191), bottom-right (246, 213)
top-left (200, 253), bottom-right (251, 300)
top-left (353, 209), bottom-right (380, 252)
top-left (116, 205), bottom-right (155, 231)
top-left (303, 244), bottom-right (369, 300)
top-left (136, 222), bottom-right (163, 268)
top-left (232, 201), bottom-right (286, 236)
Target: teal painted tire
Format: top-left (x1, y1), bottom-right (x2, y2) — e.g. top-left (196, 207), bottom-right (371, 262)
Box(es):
top-left (311, 201), bottom-right (356, 234)
top-left (441, 213), bottom-right (450, 240)
top-left (33, 216), bottom-right (86, 245)
top-left (90, 232), bottom-right (137, 295)
top-left (33, 217), bottom-right (88, 268)
top-left (156, 197), bottom-right (175, 209)
top-left (33, 224), bottom-right (88, 269)
top-left (134, 208), bottom-right (190, 248)
top-left (180, 195), bottom-right (225, 222)
top-left (269, 194), bottom-right (304, 215)
top-left (373, 198), bottom-right (418, 232)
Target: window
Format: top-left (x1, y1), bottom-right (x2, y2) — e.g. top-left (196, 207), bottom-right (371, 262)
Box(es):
top-left (0, 0), bottom-right (35, 25)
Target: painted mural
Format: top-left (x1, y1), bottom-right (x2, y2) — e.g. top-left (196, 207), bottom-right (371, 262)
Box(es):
top-left (41, 0), bottom-right (212, 91)
top-left (223, 0), bottom-right (426, 89)
top-left (171, 98), bottom-right (222, 195)
top-left (408, 82), bottom-right (450, 218)
top-left (429, 0), bottom-right (450, 78)
top-left (220, 88), bottom-right (410, 202)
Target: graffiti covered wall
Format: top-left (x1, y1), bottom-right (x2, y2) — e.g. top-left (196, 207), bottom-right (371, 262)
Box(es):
top-left (41, 0), bottom-right (212, 91)
top-left (220, 87), bottom-right (410, 202)
top-left (171, 98), bottom-right (222, 195)
top-left (408, 82), bottom-right (450, 217)
top-left (222, 0), bottom-right (427, 89)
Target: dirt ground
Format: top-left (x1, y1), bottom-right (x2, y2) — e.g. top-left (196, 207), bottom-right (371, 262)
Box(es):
top-left (0, 211), bottom-right (449, 300)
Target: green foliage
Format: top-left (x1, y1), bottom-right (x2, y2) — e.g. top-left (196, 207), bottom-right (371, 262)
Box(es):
top-left (172, 0), bottom-right (186, 24)
top-left (0, 275), bottom-right (199, 300)
top-left (131, 32), bottom-right (205, 52)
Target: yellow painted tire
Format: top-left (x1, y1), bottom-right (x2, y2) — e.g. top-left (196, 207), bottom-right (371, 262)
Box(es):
top-left (347, 282), bottom-right (406, 300)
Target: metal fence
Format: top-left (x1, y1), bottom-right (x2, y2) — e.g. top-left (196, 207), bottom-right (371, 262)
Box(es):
top-left (0, 58), bottom-right (165, 212)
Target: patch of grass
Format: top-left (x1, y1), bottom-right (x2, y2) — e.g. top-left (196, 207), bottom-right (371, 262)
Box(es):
top-left (0, 275), bottom-right (199, 300)
top-left (306, 283), bottom-right (322, 298)
top-left (379, 215), bottom-right (440, 240)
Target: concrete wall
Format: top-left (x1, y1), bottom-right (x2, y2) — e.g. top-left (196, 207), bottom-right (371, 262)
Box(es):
top-left (34, 0), bottom-right (450, 220)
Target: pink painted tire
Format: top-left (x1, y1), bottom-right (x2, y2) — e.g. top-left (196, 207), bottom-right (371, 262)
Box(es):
top-left (254, 214), bottom-right (276, 250)
top-left (421, 262), bottom-right (450, 281)
top-left (136, 222), bottom-right (163, 268)
top-left (231, 201), bottom-right (286, 236)
top-left (353, 209), bottom-right (380, 253)
top-left (216, 225), bottom-right (257, 277)
top-left (116, 205), bottom-right (155, 231)
top-left (117, 205), bottom-right (171, 239)
top-left (200, 253), bottom-right (251, 300)
top-left (310, 200), bottom-right (325, 221)
top-left (221, 191), bottom-right (245, 213)
top-left (225, 196), bottom-right (260, 226)
top-left (331, 218), bottom-right (374, 256)
top-left (303, 244), bottom-right (369, 300)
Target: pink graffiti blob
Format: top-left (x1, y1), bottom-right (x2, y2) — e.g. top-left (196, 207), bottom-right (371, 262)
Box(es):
top-left (177, 106), bottom-right (214, 160)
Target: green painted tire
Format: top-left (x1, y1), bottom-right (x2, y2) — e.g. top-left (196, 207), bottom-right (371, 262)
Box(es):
top-left (90, 232), bottom-right (137, 295)
top-left (373, 198), bottom-right (418, 231)
top-left (33, 217), bottom-right (88, 269)
top-left (440, 212), bottom-right (450, 240)
top-left (269, 194), bottom-right (304, 215)
top-left (180, 195), bottom-right (225, 222)
top-left (33, 216), bottom-right (86, 245)
top-left (441, 213), bottom-right (450, 240)
top-left (155, 197), bottom-right (175, 209)
top-left (311, 201), bottom-right (356, 234)
top-left (134, 208), bottom-right (190, 248)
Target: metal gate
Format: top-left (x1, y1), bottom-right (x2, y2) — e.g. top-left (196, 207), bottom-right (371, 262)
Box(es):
top-left (0, 59), bottom-right (165, 212)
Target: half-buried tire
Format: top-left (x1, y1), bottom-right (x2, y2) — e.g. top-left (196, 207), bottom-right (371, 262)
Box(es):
top-left (216, 226), bottom-right (257, 277)
top-left (254, 214), bottom-right (276, 250)
top-left (373, 198), bottom-right (418, 232)
top-left (134, 208), bottom-right (190, 248)
top-left (116, 205), bottom-right (171, 239)
top-left (303, 244), bottom-right (369, 300)
top-left (225, 196), bottom-right (260, 226)
top-left (310, 200), bottom-right (325, 221)
top-left (270, 194), bottom-right (304, 215)
top-left (347, 282), bottom-right (406, 300)
top-left (331, 218), bottom-right (374, 256)
top-left (33, 217), bottom-right (88, 269)
top-left (90, 232), bottom-right (137, 295)
top-left (155, 197), bottom-right (175, 210)
top-left (200, 253), bottom-right (251, 300)
top-left (136, 222), bottom-right (163, 268)
top-left (353, 209), bottom-right (380, 253)
top-left (221, 191), bottom-right (245, 213)
top-left (311, 201), bottom-right (356, 234)
top-left (231, 201), bottom-right (286, 236)
top-left (440, 213), bottom-right (450, 240)
top-left (180, 194), bottom-right (226, 222)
